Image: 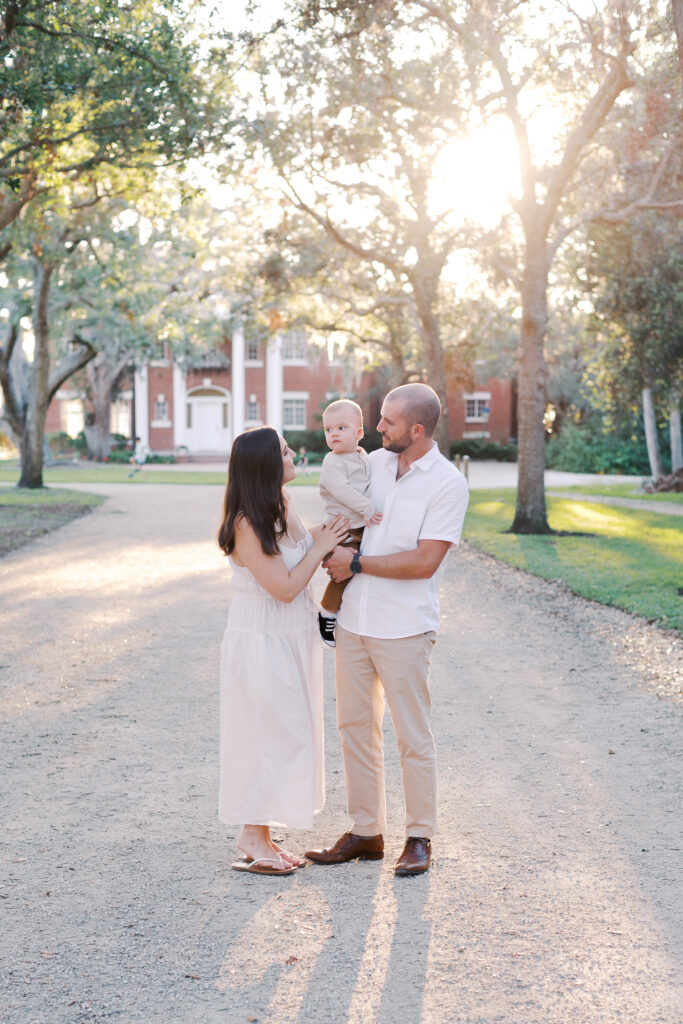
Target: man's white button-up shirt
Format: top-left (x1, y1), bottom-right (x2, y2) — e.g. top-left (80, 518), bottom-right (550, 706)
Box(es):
top-left (336, 443), bottom-right (469, 639)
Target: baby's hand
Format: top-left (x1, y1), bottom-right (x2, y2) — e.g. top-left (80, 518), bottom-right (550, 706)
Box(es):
top-left (367, 511), bottom-right (383, 526)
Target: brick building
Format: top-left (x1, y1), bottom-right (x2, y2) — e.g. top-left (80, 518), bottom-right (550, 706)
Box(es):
top-left (45, 330), bottom-right (516, 454)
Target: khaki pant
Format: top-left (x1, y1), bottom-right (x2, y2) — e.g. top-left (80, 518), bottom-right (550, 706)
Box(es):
top-left (335, 624), bottom-right (438, 838)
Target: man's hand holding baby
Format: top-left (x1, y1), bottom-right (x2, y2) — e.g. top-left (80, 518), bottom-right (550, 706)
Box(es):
top-left (322, 546), bottom-right (357, 583)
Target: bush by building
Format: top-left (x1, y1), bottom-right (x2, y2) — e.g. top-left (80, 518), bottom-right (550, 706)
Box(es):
top-left (449, 439), bottom-right (517, 462)
top-left (545, 417), bottom-right (669, 475)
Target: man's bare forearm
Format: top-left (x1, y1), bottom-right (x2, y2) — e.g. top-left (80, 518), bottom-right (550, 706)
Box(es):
top-left (324, 539), bottom-right (450, 582)
top-left (356, 550), bottom-right (435, 579)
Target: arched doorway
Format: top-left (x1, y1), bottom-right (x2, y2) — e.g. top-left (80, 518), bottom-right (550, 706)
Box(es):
top-left (185, 386), bottom-right (231, 453)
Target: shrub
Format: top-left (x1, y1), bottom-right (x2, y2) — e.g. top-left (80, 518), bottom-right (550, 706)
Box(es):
top-left (284, 429), bottom-right (327, 455)
top-left (70, 431), bottom-right (89, 454)
top-left (449, 439), bottom-right (518, 462)
top-left (359, 432), bottom-right (383, 453)
top-left (545, 419), bottom-right (669, 475)
top-left (106, 448), bottom-right (135, 463)
top-left (47, 431), bottom-right (80, 456)
top-left (106, 449), bottom-right (175, 464)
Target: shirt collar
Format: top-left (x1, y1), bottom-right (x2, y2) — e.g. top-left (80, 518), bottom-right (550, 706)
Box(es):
top-left (412, 442), bottom-right (440, 471)
top-left (384, 442), bottom-right (440, 475)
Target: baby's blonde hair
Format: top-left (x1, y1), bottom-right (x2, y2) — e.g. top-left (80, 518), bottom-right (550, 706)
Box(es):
top-left (323, 398), bottom-right (363, 427)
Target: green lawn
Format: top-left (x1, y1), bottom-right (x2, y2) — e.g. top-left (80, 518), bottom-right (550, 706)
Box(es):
top-left (465, 489), bottom-right (683, 633)
top-left (0, 487), bottom-right (104, 558)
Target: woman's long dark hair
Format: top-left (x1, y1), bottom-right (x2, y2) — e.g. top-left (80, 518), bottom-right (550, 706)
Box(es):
top-left (218, 427), bottom-right (287, 556)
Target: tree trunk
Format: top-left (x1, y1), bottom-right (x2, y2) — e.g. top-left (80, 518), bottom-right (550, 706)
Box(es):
top-left (669, 385), bottom-right (682, 472)
top-left (84, 353), bottom-right (115, 460)
top-left (510, 236), bottom-right (552, 534)
top-left (674, 0), bottom-right (683, 87)
top-left (642, 386), bottom-right (662, 479)
top-left (410, 275), bottom-right (450, 454)
top-left (0, 320), bottom-right (24, 448)
top-left (18, 259), bottom-right (54, 488)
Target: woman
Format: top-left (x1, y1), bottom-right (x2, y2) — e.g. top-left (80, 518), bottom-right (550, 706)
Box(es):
top-left (217, 427), bottom-right (348, 875)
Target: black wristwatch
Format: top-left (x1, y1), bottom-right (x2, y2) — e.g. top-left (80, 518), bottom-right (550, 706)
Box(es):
top-left (350, 551), bottom-right (362, 574)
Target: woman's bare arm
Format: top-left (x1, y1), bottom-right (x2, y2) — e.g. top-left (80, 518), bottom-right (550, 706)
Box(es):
top-left (232, 515), bottom-right (349, 603)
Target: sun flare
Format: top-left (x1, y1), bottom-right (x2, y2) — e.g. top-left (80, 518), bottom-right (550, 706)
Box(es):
top-left (429, 122), bottom-right (521, 227)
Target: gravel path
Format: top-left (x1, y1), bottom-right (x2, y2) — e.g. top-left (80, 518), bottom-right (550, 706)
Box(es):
top-left (1, 483), bottom-right (681, 1024)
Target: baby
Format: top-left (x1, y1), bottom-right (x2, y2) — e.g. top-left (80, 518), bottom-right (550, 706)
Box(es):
top-left (317, 399), bottom-right (382, 647)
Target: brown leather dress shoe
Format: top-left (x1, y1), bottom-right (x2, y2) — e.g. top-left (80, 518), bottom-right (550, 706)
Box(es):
top-left (305, 831), bottom-right (384, 864)
top-left (394, 837), bottom-right (431, 875)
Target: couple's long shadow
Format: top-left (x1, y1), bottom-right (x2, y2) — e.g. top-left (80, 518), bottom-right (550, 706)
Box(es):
top-left (295, 860), bottom-right (432, 1024)
top-left (212, 853), bottom-right (432, 1024)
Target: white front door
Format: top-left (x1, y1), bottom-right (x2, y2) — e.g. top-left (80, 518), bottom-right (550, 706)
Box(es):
top-left (187, 396), bottom-right (231, 452)
top-left (194, 401), bottom-right (221, 449)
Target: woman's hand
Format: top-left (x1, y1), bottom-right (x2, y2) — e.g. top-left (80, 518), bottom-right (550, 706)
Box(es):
top-left (314, 514), bottom-right (350, 555)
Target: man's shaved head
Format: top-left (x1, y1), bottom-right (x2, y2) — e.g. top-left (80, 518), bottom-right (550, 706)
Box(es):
top-left (385, 383), bottom-right (441, 437)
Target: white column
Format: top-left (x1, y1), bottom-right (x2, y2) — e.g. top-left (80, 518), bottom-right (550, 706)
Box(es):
top-left (232, 324), bottom-right (245, 440)
top-left (266, 331), bottom-right (283, 434)
top-left (134, 365), bottom-right (149, 447)
top-left (172, 362), bottom-right (185, 449)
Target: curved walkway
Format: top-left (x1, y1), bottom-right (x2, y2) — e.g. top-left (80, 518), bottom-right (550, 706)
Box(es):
top-left (0, 483), bottom-right (681, 1024)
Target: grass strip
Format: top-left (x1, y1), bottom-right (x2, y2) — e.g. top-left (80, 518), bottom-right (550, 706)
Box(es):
top-left (548, 482), bottom-right (683, 504)
top-left (465, 488), bottom-right (683, 633)
top-left (0, 463), bottom-right (320, 487)
top-left (0, 487), bottom-right (104, 559)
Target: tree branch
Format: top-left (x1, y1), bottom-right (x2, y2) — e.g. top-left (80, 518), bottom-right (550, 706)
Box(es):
top-left (0, 320), bottom-right (23, 435)
top-left (540, 34), bottom-right (635, 230)
top-left (673, 0), bottom-right (683, 87)
top-left (0, 169), bottom-right (41, 232)
top-left (488, 250), bottom-right (523, 291)
top-left (278, 172), bottom-right (405, 276)
top-left (589, 137), bottom-right (683, 222)
top-left (48, 335), bottom-right (95, 403)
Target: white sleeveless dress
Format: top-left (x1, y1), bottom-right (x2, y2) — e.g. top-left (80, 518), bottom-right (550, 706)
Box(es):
top-left (218, 532), bottom-right (324, 830)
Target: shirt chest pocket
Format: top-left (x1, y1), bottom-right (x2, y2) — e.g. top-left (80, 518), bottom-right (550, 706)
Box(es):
top-left (390, 497), bottom-right (425, 551)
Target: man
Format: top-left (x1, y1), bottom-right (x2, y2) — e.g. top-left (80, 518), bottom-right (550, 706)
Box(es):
top-left (306, 383), bottom-right (469, 876)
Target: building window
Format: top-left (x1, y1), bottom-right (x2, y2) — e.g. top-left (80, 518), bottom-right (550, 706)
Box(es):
top-left (283, 397), bottom-right (307, 429)
top-left (246, 339), bottom-right (259, 362)
top-left (154, 396), bottom-right (168, 421)
top-left (464, 394), bottom-right (490, 422)
top-left (61, 399), bottom-right (84, 439)
top-left (281, 329), bottom-right (307, 362)
top-left (246, 396), bottom-right (260, 422)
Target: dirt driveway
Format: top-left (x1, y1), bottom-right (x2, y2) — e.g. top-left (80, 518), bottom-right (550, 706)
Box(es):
top-left (1, 482), bottom-right (681, 1024)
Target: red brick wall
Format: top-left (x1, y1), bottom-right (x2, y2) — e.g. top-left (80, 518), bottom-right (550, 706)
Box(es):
top-left (244, 366), bottom-right (266, 422)
top-left (45, 400), bottom-right (62, 433)
top-left (185, 369), bottom-right (231, 392)
top-left (448, 378), bottom-right (514, 443)
top-left (147, 364), bottom-right (174, 451)
top-left (283, 351), bottom-right (346, 429)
